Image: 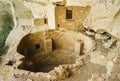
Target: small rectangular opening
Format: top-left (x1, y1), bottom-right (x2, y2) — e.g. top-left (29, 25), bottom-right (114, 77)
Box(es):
top-left (35, 44), bottom-right (40, 50)
top-left (66, 9), bottom-right (72, 19)
top-left (44, 18), bottom-right (48, 24)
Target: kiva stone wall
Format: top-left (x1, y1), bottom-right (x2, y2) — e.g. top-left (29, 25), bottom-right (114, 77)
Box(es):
top-left (17, 32), bottom-right (45, 57)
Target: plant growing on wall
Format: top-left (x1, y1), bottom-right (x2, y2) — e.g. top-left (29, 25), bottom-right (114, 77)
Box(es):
top-left (0, 12), bottom-right (14, 55)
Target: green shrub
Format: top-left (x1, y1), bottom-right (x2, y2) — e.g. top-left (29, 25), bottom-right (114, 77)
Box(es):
top-left (0, 12), bottom-right (14, 55)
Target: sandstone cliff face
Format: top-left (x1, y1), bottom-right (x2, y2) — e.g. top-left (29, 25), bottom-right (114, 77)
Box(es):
top-left (0, 1), bottom-right (12, 26)
top-left (9, 0), bottom-right (120, 39)
top-left (66, 0), bottom-right (120, 39)
top-left (82, 0), bottom-right (120, 39)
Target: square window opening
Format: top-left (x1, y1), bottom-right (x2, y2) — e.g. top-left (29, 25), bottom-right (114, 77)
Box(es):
top-left (35, 44), bottom-right (40, 50)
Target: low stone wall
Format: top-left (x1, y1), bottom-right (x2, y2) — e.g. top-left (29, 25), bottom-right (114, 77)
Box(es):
top-left (47, 30), bottom-right (96, 54)
top-left (14, 69), bottom-right (50, 81)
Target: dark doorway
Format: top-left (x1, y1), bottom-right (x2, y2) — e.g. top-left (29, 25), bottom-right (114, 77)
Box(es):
top-left (58, 24), bottom-right (60, 27)
top-left (66, 9), bottom-right (72, 19)
top-left (44, 18), bottom-right (47, 24)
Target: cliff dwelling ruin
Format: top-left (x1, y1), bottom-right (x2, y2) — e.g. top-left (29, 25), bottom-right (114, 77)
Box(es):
top-left (0, 0), bottom-right (120, 81)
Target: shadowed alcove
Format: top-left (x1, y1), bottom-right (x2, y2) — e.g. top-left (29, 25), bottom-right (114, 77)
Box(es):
top-left (17, 32), bottom-right (76, 72)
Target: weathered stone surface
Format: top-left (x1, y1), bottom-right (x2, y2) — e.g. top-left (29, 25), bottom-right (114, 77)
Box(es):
top-left (88, 73), bottom-right (105, 81)
top-left (91, 51), bottom-right (107, 66)
top-left (44, 38), bottom-right (52, 54)
top-left (26, 79), bottom-right (32, 81)
top-left (49, 65), bottom-right (70, 80)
